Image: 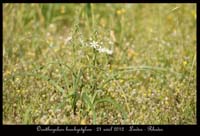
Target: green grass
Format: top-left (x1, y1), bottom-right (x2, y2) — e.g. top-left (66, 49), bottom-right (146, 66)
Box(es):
top-left (3, 3), bottom-right (196, 124)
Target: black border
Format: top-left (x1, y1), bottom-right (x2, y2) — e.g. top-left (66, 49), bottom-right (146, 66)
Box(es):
top-left (1, 1), bottom-right (199, 135)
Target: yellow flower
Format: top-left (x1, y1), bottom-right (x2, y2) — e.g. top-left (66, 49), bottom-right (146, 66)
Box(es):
top-left (55, 69), bottom-right (59, 73)
top-left (4, 70), bottom-right (11, 76)
top-left (119, 79), bottom-right (124, 84)
top-left (60, 6), bottom-right (65, 14)
top-left (164, 97), bottom-right (169, 105)
top-left (183, 61), bottom-right (187, 66)
top-left (148, 89), bottom-right (152, 96)
top-left (116, 10), bottom-right (122, 15)
top-left (165, 101), bottom-right (169, 105)
top-left (15, 77), bottom-right (20, 82)
top-left (17, 89), bottom-right (21, 93)
top-left (13, 68), bottom-right (17, 72)
top-left (116, 8), bottom-right (126, 15)
top-left (80, 118), bottom-right (87, 125)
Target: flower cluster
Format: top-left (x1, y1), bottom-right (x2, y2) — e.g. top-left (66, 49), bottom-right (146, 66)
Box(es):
top-left (79, 38), bottom-right (113, 55)
top-left (64, 32), bottom-right (114, 55)
top-left (88, 41), bottom-right (113, 55)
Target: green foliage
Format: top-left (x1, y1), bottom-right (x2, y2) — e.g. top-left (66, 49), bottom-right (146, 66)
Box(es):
top-left (3, 3), bottom-right (196, 124)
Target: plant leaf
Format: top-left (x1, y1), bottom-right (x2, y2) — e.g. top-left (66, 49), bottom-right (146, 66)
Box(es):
top-left (94, 97), bottom-right (127, 121)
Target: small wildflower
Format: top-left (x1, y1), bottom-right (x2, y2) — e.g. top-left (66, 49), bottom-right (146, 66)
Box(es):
top-left (89, 41), bottom-right (99, 49)
top-left (64, 36), bottom-right (72, 45)
top-left (49, 24), bottom-right (56, 32)
top-left (4, 70), bottom-right (11, 76)
top-left (172, 29), bottom-right (177, 36)
top-left (109, 40), bottom-right (114, 45)
top-left (60, 6), bottom-right (65, 14)
top-left (13, 103), bottom-right (17, 107)
top-left (119, 79), bottom-right (124, 83)
top-left (80, 118), bottom-right (87, 125)
top-left (131, 89), bottom-right (136, 96)
top-left (15, 77), bottom-right (20, 82)
top-left (165, 101), bottom-right (169, 105)
top-left (35, 109), bottom-right (39, 113)
top-left (13, 68), bottom-right (17, 72)
top-left (98, 47), bottom-right (113, 55)
top-left (17, 89), bottom-right (21, 93)
top-left (183, 61), bottom-right (187, 66)
top-left (46, 32), bottom-right (51, 37)
top-left (148, 89), bottom-right (152, 96)
top-left (149, 77), bottom-right (153, 81)
top-left (55, 69), bottom-right (59, 73)
top-left (116, 8), bottom-right (126, 15)
top-left (86, 40), bottom-right (113, 55)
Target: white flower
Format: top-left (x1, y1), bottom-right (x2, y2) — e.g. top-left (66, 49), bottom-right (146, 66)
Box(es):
top-left (89, 41), bottom-right (99, 49)
top-left (64, 36), bottom-right (72, 45)
top-left (106, 49), bottom-right (113, 55)
top-left (78, 38), bottom-right (113, 55)
top-left (109, 41), bottom-right (113, 45)
top-left (97, 47), bottom-right (113, 55)
top-left (90, 40), bottom-right (113, 55)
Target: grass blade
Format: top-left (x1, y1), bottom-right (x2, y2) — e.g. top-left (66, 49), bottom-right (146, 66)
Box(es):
top-left (94, 97), bottom-right (127, 122)
top-left (82, 91), bottom-right (96, 124)
top-left (12, 72), bottom-right (65, 93)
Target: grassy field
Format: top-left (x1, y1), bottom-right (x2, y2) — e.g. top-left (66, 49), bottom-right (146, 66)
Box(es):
top-left (3, 3), bottom-right (196, 124)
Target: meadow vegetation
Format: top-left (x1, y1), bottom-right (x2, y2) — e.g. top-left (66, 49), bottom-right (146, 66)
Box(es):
top-left (3, 3), bottom-right (196, 124)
